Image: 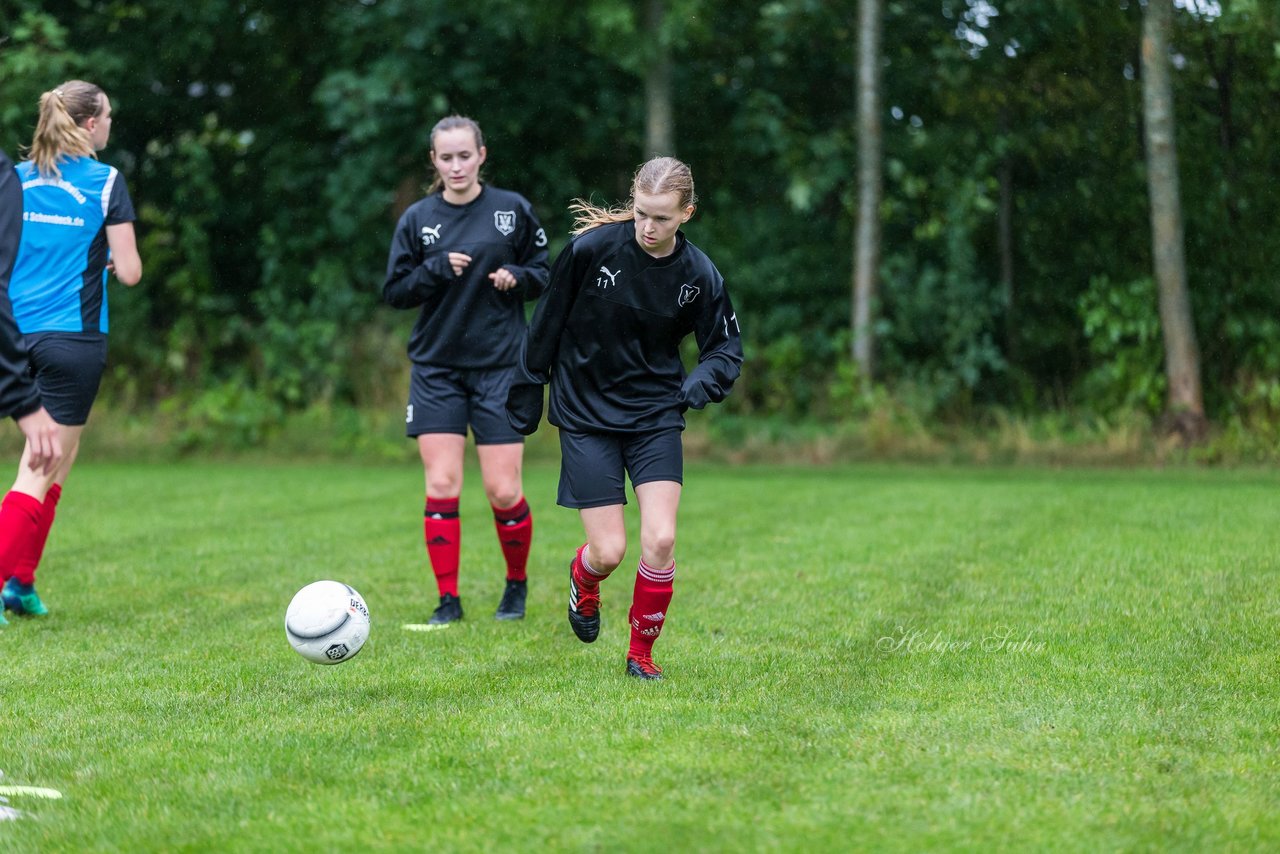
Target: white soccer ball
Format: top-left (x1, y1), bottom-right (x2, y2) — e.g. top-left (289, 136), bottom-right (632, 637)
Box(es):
top-left (285, 580), bottom-right (370, 665)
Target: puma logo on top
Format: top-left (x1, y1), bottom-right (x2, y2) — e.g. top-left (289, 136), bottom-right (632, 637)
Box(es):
top-left (596, 266), bottom-right (620, 289)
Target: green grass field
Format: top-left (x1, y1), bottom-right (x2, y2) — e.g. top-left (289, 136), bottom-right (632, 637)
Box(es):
top-left (1, 461), bottom-right (1277, 851)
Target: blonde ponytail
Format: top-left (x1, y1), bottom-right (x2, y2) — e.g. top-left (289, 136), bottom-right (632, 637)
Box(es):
top-left (28, 81), bottom-right (103, 179)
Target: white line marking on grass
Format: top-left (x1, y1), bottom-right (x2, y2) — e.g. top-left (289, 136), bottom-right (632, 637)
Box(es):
top-left (0, 787), bottom-right (63, 799)
top-left (402, 623), bottom-right (452, 633)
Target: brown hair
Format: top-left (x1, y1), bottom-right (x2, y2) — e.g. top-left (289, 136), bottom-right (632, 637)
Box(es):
top-left (427, 115), bottom-right (485, 194)
top-left (28, 80), bottom-right (104, 179)
top-left (570, 156), bottom-right (698, 235)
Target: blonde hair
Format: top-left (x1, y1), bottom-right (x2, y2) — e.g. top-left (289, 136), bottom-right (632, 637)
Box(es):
top-left (28, 80), bottom-right (104, 179)
top-left (427, 115), bottom-right (485, 195)
top-left (570, 156), bottom-right (698, 235)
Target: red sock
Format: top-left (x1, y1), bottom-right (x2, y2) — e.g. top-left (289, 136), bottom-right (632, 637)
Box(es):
top-left (492, 497), bottom-right (532, 582)
top-left (571, 542), bottom-right (609, 591)
top-left (424, 496), bottom-right (461, 598)
top-left (628, 559), bottom-right (675, 662)
top-left (12, 483), bottom-right (61, 586)
top-left (0, 491), bottom-right (44, 584)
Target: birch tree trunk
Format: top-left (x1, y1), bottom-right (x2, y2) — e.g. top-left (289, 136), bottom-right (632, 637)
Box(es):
top-left (645, 0), bottom-right (675, 157)
top-left (1141, 0), bottom-right (1207, 442)
top-left (852, 0), bottom-right (883, 382)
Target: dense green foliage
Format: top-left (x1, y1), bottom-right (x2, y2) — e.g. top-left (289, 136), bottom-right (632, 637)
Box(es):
top-left (1, 1), bottom-right (1278, 442)
top-left (1, 461), bottom-right (1278, 849)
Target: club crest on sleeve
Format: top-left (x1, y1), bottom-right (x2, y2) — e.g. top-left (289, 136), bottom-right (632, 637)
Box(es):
top-left (678, 283), bottom-right (700, 307)
top-left (494, 210), bottom-right (516, 236)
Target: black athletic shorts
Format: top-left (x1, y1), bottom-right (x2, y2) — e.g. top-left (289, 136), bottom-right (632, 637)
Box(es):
top-left (406, 364), bottom-right (523, 445)
top-left (556, 428), bottom-right (683, 509)
top-left (26, 332), bottom-right (107, 426)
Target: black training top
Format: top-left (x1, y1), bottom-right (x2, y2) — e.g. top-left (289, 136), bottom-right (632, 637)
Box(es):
top-left (0, 149), bottom-right (42, 421)
top-left (383, 185), bottom-right (550, 369)
top-left (518, 219), bottom-right (743, 434)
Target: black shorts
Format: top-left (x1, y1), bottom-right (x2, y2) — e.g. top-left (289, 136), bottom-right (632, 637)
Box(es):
top-left (406, 364), bottom-right (523, 445)
top-left (556, 428), bottom-right (683, 509)
top-left (26, 332), bottom-right (107, 426)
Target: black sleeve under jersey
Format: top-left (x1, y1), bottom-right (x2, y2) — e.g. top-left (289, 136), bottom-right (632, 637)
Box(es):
top-left (0, 149), bottom-right (41, 421)
top-left (522, 236), bottom-right (587, 381)
top-left (105, 174), bottom-right (136, 225)
top-left (381, 206), bottom-right (456, 309)
top-left (678, 271), bottom-right (743, 410)
top-left (502, 198), bottom-right (550, 300)
top-left (506, 235), bottom-right (584, 433)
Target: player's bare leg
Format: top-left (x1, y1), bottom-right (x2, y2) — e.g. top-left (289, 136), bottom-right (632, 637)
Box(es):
top-left (417, 433), bottom-right (467, 623)
top-left (568, 504), bottom-right (627, 643)
top-left (1, 425), bottom-right (83, 617)
top-left (477, 442), bottom-right (531, 619)
top-left (626, 480), bottom-right (683, 679)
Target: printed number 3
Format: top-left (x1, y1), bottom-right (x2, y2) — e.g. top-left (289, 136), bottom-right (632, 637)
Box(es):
top-left (406, 404), bottom-right (414, 423)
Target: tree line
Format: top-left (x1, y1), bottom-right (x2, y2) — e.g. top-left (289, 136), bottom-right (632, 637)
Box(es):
top-left (2, 0), bottom-right (1277, 447)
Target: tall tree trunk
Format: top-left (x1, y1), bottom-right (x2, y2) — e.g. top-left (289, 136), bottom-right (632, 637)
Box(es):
top-left (852, 0), bottom-right (883, 383)
top-left (1141, 0), bottom-right (1207, 442)
top-left (644, 0), bottom-right (675, 157)
top-left (997, 107), bottom-right (1016, 362)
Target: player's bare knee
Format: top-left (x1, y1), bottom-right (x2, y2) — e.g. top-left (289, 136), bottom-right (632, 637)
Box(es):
top-left (641, 529), bottom-right (676, 564)
top-left (485, 484), bottom-right (522, 510)
top-left (589, 539), bottom-right (627, 572)
top-left (425, 473), bottom-right (462, 497)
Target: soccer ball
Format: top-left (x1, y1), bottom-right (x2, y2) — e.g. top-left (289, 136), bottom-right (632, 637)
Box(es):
top-left (285, 580), bottom-right (370, 665)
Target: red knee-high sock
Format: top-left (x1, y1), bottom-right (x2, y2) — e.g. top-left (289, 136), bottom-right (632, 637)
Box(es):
top-left (628, 559), bottom-right (675, 662)
top-left (12, 483), bottom-right (61, 586)
top-left (0, 491), bottom-right (44, 584)
top-left (492, 497), bottom-right (532, 582)
top-left (424, 496), bottom-right (461, 598)
top-left (571, 542), bottom-right (610, 591)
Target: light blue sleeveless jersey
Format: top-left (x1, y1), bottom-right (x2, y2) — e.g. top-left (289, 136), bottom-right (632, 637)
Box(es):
top-left (10, 156), bottom-right (135, 334)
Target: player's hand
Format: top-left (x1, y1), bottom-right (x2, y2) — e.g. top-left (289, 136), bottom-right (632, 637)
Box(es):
top-left (489, 267), bottom-right (518, 291)
top-left (16, 407), bottom-right (62, 475)
top-left (447, 253), bottom-right (472, 277)
top-left (677, 379), bottom-right (716, 411)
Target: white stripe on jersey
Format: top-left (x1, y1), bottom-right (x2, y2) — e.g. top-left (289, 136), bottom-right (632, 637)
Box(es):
top-left (100, 167), bottom-right (118, 218)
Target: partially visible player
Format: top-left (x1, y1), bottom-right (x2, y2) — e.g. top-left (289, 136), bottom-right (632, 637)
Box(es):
top-left (383, 115), bottom-right (550, 624)
top-left (0, 148), bottom-right (65, 627)
top-left (0, 81), bottom-right (141, 619)
top-left (506, 156), bottom-right (743, 679)
top-left (0, 149), bottom-right (62, 474)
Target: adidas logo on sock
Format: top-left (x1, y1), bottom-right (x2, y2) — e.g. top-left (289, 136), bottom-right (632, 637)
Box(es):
top-left (427, 536), bottom-right (452, 546)
top-left (642, 611), bottom-right (665, 622)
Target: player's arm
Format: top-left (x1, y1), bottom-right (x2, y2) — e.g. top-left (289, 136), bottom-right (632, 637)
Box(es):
top-left (382, 212), bottom-right (456, 309)
top-left (491, 202), bottom-right (550, 298)
top-left (105, 223), bottom-right (141, 285)
top-left (506, 239), bottom-right (583, 434)
top-left (104, 174), bottom-right (141, 285)
top-left (678, 272), bottom-right (744, 410)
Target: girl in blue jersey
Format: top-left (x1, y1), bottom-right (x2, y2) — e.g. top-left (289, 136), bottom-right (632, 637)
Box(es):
top-left (0, 81), bottom-right (142, 619)
top-left (383, 115), bottom-right (550, 625)
top-left (507, 157), bottom-right (743, 679)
